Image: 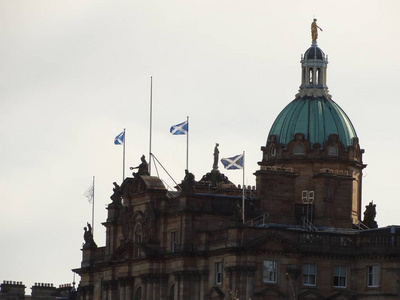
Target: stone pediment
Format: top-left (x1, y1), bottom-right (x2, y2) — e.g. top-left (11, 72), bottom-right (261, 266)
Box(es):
top-left (327, 291), bottom-right (356, 300)
top-left (110, 241), bottom-right (134, 261)
top-left (110, 241), bottom-right (159, 262)
top-left (120, 176), bottom-right (167, 196)
top-left (204, 286), bottom-right (225, 299)
top-left (244, 232), bottom-right (298, 253)
top-left (299, 289), bottom-right (324, 300)
top-left (254, 285), bottom-right (286, 298)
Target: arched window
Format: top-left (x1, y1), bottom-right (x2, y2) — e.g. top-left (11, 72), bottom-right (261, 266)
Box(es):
top-left (316, 68), bottom-right (320, 84)
top-left (135, 287), bottom-right (142, 300)
top-left (168, 284), bottom-right (175, 300)
top-left (309, 68), bottom-right (313, 84)
top-left (327, 146), bottom-right (338, 156)
top-left (294, 144), bottom-right (306, 155)
top-left (270, 146), bottom-right (276, 157)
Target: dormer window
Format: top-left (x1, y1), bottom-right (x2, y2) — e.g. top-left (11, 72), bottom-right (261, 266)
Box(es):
top-left (327, 145), bottom-right (338, 156)
top-left (294, 144), bottom-right (306, 155)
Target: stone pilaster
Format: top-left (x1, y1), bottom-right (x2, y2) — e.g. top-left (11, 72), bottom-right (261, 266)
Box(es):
top-left (224, 266), bottom-right (256, 300)
top-left (118, 276), bottom-right (134, 300)
top-left (78, 284), bottom-right (94, 300)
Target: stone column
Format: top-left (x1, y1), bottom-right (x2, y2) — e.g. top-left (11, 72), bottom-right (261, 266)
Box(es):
top-left (100, 282), bottom-right (107, 300)
top-left (173, 277), bottom-right (179, 300)
top-left (118, 281), bottom-right (125, 300)
top-left (125, 277), bottom-right (134, 300)
top-left (199, 270), bottom-right (209, 300)
top-left (113, 281), bottom-right (119, 300)
top-left (245, 268), bottom-right (256, 300)
top-left (192, 272), bottom-right (200, 299)
top-left (78, 285), bottom-right (93, 300)
top-left (159, 274), bottom-right (169, 300)
top-left (118, 276), bottom-right (134, 300)
top-left (224, 267), bottom-right (235, 297)
top-left (85, 285), bottom-right (94, 300)
top-left (173, 272), bottom-right (182, 300)
top-left (153, 274), bottom-right (160, 300)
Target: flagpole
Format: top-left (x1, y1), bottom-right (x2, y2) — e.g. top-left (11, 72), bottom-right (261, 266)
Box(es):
top-left (92, 175), bottom-right (95, 235)
top-left (242, 151), bottom-right (245, 223)
top-left (123, 128), bottom-right (126, 181)
top-left (149, 77), bottom-right (153, 175)
top-left (186, 116), bottom-right (189, 171)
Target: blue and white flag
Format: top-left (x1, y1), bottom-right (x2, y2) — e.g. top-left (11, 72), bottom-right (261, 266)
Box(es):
top-left (221, 154), bottom-right (244, 170)
top-left (83, 183), bottom-right (94, 203)
top-left (170, 120), bottom-right (188, 135)
top-left (114, 131), bottom-right (125, 145)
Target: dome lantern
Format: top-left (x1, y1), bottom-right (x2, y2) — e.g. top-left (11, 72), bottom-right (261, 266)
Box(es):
top-left (298, 41), bottom-right (330, 98)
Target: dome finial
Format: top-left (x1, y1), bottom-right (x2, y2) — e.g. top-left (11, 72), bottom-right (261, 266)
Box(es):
top-left (311, 18), bottom-right (323, 42)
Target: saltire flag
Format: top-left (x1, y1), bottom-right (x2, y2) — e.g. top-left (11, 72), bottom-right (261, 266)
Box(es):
top-left (114, 131), bottom-right (125, 145)
top-left (170, 120), bottom-right (188, 135)
top-left (221, 154), bottom-right (244, 170)
top-left (83, 183), bottom-right (94, 203)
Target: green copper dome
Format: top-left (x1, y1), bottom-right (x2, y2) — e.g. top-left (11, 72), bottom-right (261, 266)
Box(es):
top-left (268, 96), bottom-right (357, 147)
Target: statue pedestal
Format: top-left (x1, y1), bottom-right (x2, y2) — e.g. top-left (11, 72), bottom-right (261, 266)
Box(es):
top-left (107, 202), bottom-right (122, 222)
top-left (81, 244), bottom-right (97, 268)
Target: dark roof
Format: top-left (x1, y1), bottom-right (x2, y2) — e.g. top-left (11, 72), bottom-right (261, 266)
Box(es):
top-left (304, 46), bottom-right (325, 60)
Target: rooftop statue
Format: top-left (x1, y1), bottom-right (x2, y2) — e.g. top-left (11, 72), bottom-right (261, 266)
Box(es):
top-left (213, 143), bottom-right (219, 170)
top-left (130, 155), bottom-right (149, 176)
top-left (181, 169), bottom-right (196, 195)
top-left (362, 201), bottom-right (378, 229)
top-left (83, 222), bottom-right (97, 249)
top-left (110, 182), bottom-right (122, 205)
top-left (311, 18), bottom-right (323, 41)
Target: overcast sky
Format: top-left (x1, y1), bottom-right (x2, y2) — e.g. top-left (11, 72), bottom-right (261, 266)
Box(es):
top-left (1, 0), bottom-right (400, 292)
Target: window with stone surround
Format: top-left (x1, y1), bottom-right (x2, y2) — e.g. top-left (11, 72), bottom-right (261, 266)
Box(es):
top-left (327, 145), bottom-right (338, 156)
top-left (263, 260), bottom-right (277, 283)
top-left (171, 231), bottom-right (177, 253)
top-left (367, 265), bottom-right (379, 287)
top-left (303, 263), bottom-right (316, 286)
top-left (294, 144), bottom-right (306, 155)
top-left (215, 262), bottom-right (222, 285)
top-left (333, 265), bottom-right (347, 288)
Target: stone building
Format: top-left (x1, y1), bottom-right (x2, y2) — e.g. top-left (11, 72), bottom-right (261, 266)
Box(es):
top-left (73, 30), bottom-right (400, 299)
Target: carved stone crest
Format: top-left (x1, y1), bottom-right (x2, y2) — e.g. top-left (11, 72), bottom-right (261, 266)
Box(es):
top-left (142, 203), bottom-right (156, 243)
top-left (119, 206), bottom-right (134, 242)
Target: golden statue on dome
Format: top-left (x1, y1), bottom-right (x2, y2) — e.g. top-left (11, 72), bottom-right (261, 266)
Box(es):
top-left (311, 18), bottom-right (323, 41)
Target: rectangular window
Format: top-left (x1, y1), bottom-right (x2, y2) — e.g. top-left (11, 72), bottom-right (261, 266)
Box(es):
top-left (333, 265), bottom-right (347, 288)
top-left (263, 260), bottom-right (277, 283)
top-left (215, 262), bottom-right (222, 285)
top-left (171, 232), bottom-right (177, 253)
top-left (303, 263), bottom-right (316, 286)
top-left (367, 266), bottom-right (379, 287)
